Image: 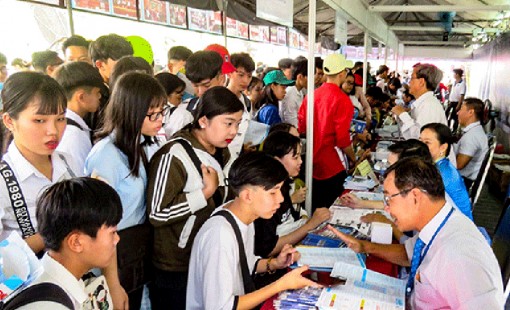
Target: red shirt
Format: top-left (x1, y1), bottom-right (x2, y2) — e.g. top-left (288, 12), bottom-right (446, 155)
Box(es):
top-left (298, 83), bottom-right (353, 180)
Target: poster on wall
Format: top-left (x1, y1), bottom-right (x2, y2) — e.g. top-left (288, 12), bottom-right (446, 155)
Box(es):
top-left (226, 17), bottom-right (238, 37)
top-left (277, 27), bottom-right (287, 45)
top-left (289, 29), bottom-right (299, 49)
top-left (112, 0), bottom-right (137, 19)
top-left (33, 0), bottom-right (62, 6)
top-left (168, 3), bottom-right (186, 28)
top-left (73, 0), bottom-right (110, 13)
top-left (141, 0), bottom-right (167, 24)
top-left (270, 27), bottom-right (278, 44)
top-left (208, 11), bottom-right (223, 34)
top-left (238, 21), bottom-right (249, 39)
top-left (188, 7), bottom-right (208, 32)
top-left (299, 34), bottom-right (308, 50)
top-left (250, 25), bottom-right (270, 42)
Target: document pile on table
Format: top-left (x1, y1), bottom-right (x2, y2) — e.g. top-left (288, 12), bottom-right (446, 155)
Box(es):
top-left (343, 176), bottom-right (377, 191)
top-left (272, 286), bottom-right (323, 310)
top-left (316, 262), bottom-right (406, 310)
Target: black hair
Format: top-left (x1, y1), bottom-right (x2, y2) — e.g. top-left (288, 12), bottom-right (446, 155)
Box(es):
top-left (53, 61), bottom-right (104, 100)
top-left (1, 72), bottom-right (67, 153)
top-left (291, 58), bottom-right (308, 80)
top-left (36, 177), bottom-right (122, 251)
top-left (231, 52), bottom-right (255, 73)
top-left (155, 72), bottom-right (185, 96)
top-left (421, 123), bottom-right (454, 156)
top-left (31, 51), bottom-right (62, 72)
top-left (89, 34), bottom-right (134, 64)
top-left (388, 77), bottom-right (402, 95)
top-left (403, 90), bottom-right (415, 101)
top-left (97, 72), bottom-right (166, 177)
top-left (192, 86), bottom-right (244, 129)
top-left (453, 68), bottom-right (464, 76)
top-left (168, 46), bottom-right (193, 62)
top-left (229, 151), bottom-right (288, 196)
top-left (2, 71), bottom-right (66, 118)
top-left (109, 56), bottom-right (154, 88)
top-left (366, 86), bottom-right (383, 101)
top-left (62, 35), bottom-right (90, 54)
top-left (0, 52), bottom-right (6, 64)
top-left (263, 131), bottom-right (301, 158)
top-left (278, 58), bottom-right (293, 70)
top-left (463, 97), bottom-right (484, 121)
top-left (385, 157), bottom-right (445, 200)
top-left (185, 51), bottom-right (223, 83)
top-left (11, 58), bottom-right (30, 69)
top-left (247, 76), bottom-right (262, 92)
top-left (342, 73), bottom-right (356, 96)
top-left (388, 139), bottom-right (432, 162)
top-left (315, 57), bottom-right (324, 70)
top-left (268, 122), bottom-right (296, 135)
top-left (260, 84), bottom-right (280, 107)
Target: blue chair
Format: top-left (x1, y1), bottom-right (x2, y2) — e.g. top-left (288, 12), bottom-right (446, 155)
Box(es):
top-left (492, 196), bottom-right (510, 302)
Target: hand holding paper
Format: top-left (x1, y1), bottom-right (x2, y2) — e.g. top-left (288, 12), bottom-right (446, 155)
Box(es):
top-left (327, 224), bottom-right (366, 253)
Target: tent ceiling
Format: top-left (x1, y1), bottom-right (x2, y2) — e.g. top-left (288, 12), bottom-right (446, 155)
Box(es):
top-left (165, 0), bottom-right (509, 48)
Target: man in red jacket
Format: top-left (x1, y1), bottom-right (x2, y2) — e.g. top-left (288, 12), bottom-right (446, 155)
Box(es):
top-left (298, 53), bottom-right (356, 210)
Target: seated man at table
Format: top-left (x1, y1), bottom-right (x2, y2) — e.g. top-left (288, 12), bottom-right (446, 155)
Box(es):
top-left (455, 97), bottom-right (488, 189)
top-left (329, 157), bottom-right (504, 309)
top-left (187, 152), bottom-right (319, 310)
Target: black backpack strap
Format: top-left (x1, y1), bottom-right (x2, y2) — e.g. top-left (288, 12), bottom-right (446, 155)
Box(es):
top-left (4, 282), bottom-right (74, 309)
top-left (174, 139), bottom-right (202, 177)
top-left (214, 210), bottom-right (256, 294)
top-left (57, 154), bottom-right (76, 178)
top-left (65, 117), bottom-right (84, 131)
top-left (186, 97), bottom-right (199, 112)
top-left (0, 160), bottom-right (35, 239)
top-left (241, 93), bottom-right (251, 113)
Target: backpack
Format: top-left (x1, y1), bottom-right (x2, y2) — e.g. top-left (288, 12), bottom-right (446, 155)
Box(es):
top-left (0, 282), bottom-right (74, 310)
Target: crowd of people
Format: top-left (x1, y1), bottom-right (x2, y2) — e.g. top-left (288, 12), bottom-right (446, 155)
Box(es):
top-left (0, 32), bottom-right (505, 309)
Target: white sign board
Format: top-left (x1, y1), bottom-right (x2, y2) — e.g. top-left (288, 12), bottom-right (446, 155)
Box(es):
top-left (334, 11), bottom-right (347, 47)
top-left (256, 0), bottom-right (293, 28)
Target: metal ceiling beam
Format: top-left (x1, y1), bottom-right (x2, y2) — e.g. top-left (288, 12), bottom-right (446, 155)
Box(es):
top-left (322, 0), bottom-right (400, 51)
top-left (402, 40), bottom-right (467, 45)
top-left (390, 26), bottom-right (500, 33)
top-left (386, 19), bottom-right (500, 23)
top-left (369, 5), bottom-right (510, 12)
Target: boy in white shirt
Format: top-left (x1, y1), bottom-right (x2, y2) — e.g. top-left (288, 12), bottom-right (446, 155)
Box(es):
top-left (54, 62), bottom-right (103, 171)
top-left (16, 177), bottom-right (122, 309)
top-left (187, 152), bottom-right (319, 309)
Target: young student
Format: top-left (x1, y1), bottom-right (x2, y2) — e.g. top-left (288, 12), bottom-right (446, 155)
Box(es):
top-left (0, 72), bottom-right (79, 255)
top-left (62, 35), bottom-right (91, 64)
top-left (257, 70), bottom-right (294, 126)
top-left (183, 50), bottom-right (225, 112)
top-left (31, 51), bottom-right (64, 76)
top-left (187, 152), bottom-right (320, 309)
top-left (146, 86), bottom-right (244, 309)
top-left (246, 76), bottom-right (264, 117)
top-left (226, 52), bottom-right (256, 162)
top-left (155, 72), bottom-right (194, 138)
top-left (281, 57), bottom-right (307, 127)
top-left (14, 177), bottom-right (122, 309)
top-left (166, 46), bottom-right (194, 100)
top-left (54, 61), bottom-right (103, 171)
top-left (84, 72), bottom-right (167, 310)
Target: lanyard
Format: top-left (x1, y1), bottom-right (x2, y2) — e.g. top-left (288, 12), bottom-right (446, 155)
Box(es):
top-left (417, 207), bottom-right (455, 268)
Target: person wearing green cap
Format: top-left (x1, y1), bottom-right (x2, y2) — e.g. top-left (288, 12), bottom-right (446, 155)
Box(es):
top-left (255, 70), bottom-right (294, 126)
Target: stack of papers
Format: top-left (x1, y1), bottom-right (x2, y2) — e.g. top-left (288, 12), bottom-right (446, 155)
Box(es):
top-left (301, 223), bottom-right (366, 248)
top-left (315, 262), bottom-right (406, 310)
top-left (343, 176), bottom-right (377, 191)
top-left (273, 286), bottom-right (323, 310)
top-left (296, 246), bottom-right (364, 271)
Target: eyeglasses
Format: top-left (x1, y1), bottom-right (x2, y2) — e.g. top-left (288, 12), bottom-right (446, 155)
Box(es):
top-left (146, 107), bottom-right (170, 121)
top-left (383, 188), bottom-right (428, 206)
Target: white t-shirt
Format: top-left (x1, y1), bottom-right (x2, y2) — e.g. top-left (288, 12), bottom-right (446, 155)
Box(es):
top-left (0, 143), bottom-right (79, 240)
top-left (454, 121), bottom-right (488, 180)
top-left (57, 109), bottom-right (92, 173)
top-left (187, 205), bottom-right (260, 310)
top-left (449, 79), bottom-right (466, 103)
top-left (163, 103), bottom-right (194, 139)
top-left (17, 253), bottom-right (88, 309)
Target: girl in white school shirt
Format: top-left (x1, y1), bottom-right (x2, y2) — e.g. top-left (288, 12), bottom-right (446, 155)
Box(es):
top-left (0, 71), bottom-right (79, 254)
